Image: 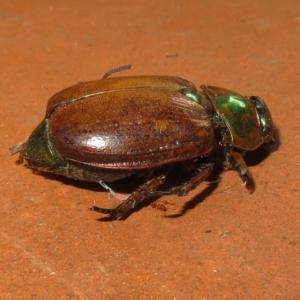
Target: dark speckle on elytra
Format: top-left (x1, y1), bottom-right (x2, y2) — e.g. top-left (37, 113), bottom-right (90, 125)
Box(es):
top-left (119, 107), bottom-right (130, 117)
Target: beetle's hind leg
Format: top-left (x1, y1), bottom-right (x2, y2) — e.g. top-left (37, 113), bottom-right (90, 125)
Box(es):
top-left (91, 163), bottom-right (213, 219)
top-left (91, 173), bottom-right (167, 219)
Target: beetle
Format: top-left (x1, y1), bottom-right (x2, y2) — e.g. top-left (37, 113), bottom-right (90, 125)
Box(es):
top-left (10, 65), bottom-right (274, 219)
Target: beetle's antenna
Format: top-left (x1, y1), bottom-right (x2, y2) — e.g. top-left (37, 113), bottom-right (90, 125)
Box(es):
top-left (103, 65), bottom-right (133, 79)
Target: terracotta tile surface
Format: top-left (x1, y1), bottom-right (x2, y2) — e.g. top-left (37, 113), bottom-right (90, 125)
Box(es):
top-left (1, 1), bottom-right (300, 299)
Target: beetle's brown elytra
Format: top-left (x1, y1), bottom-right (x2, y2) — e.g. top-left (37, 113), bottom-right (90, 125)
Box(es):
top-left (10, 65), bottom-right (274, 219)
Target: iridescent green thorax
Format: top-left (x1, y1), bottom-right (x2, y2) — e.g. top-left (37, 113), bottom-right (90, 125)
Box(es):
top-left (201, 86), bottom-right (264, 150)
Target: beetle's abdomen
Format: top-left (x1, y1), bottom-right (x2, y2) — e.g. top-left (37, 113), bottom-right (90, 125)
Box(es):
top-left (49, 88), bottom-right (213, 169)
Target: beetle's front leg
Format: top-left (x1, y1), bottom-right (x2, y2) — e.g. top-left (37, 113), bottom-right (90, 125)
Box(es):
top-left (227, 151), bottom-right (254, 193)
top-left (91, 173), bottom-right (167, 219)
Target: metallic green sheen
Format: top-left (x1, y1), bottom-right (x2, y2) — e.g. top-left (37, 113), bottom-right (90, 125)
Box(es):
top-left (22, 119), bottom-right (64, 169)
top-left (181, 89), bottom-right (204, 104)
top-left (205, 86), bottom-right (263, 150)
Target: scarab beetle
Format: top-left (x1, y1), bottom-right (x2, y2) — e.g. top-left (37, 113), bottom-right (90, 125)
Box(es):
top-left (10, 65), bottom-right (274, 219)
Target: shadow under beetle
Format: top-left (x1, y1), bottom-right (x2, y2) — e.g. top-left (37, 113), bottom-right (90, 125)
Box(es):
top-left (10, 65), bottom-right (274, 219)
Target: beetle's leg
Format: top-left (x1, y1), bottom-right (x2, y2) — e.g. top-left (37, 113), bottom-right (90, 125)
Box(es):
top-left (91, 173), bottom-right (167, 219)
top-left (162, 163), bottom-right (213, 196)
top-left (227, 151), bottom-right (255, 193)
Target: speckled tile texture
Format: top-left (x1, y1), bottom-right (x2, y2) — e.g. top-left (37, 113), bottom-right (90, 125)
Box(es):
top-left (1, 1), bottom-right (300, 299)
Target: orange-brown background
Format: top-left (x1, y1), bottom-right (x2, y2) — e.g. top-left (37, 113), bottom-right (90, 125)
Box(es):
top-left (1, 1), bottom-right (299, 299)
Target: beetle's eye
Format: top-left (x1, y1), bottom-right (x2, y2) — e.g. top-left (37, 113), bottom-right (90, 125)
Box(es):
top-left (250, 96), bottom-right (264, 113)
top-left (249, 96), bottom-right (274, 144)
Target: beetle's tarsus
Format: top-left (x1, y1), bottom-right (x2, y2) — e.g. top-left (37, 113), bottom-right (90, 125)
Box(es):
top-left (243, 175), bottom-right (255, 194)
top-left (229, 151), bottom-right (255, 193)
top-left (90, 206), bottom-right (123, 219)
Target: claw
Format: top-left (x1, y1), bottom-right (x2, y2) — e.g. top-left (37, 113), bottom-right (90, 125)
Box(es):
top-left (243, 174), bottom-right (255, 194)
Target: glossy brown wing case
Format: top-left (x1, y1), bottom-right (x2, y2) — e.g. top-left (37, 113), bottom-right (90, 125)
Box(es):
top-left (46, 76), bottom-right (198, 116)
top-left (48, 86), bottom-right (213, 169)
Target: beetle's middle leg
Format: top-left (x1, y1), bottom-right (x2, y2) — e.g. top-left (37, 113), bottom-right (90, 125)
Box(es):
top-left (91, 172), bottom-right (167, 219)
top-left (161, 162), bottom-right (213, 197)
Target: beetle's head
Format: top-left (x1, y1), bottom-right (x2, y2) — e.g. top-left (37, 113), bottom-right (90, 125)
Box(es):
top-left (249, 96), bottom-right (274, 145)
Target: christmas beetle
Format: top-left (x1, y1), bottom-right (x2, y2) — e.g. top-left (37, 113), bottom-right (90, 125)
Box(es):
top-left (10, 65), bottom-right (274, 219)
